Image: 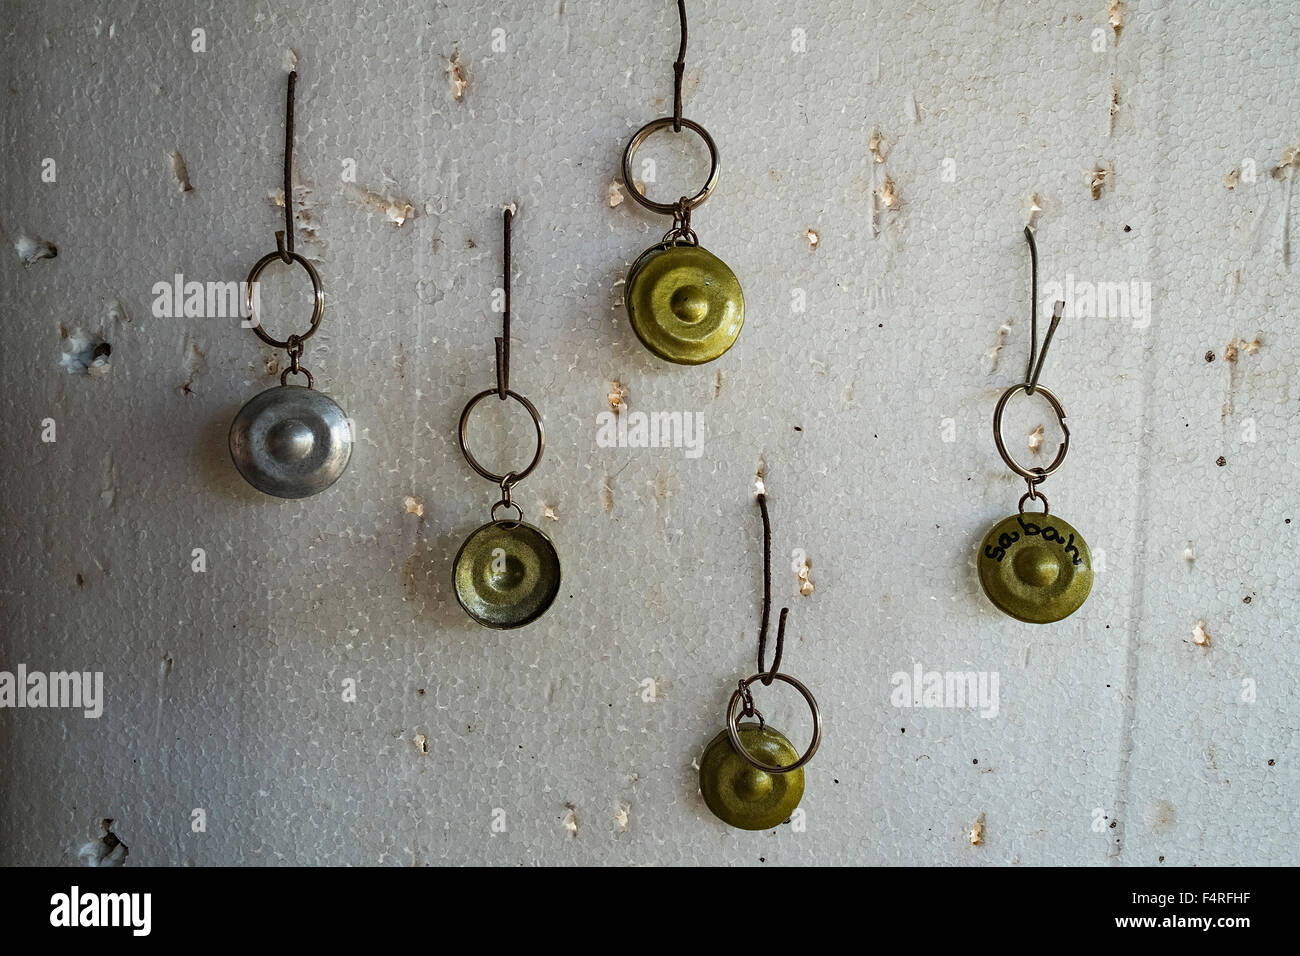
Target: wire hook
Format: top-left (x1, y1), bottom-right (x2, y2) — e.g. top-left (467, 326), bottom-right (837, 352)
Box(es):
top-left (275, 70), bottom-right (297, 264)
top-left (755, 490), bottom-right (786, 686)
top-left (672, 0), bottom-right (687, 132)
top-left (495, 206), bottom-right (513, 399)
top-left (1023, 226), bottom-right (1064, 396)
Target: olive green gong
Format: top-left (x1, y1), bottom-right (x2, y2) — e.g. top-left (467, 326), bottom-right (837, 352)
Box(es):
top-left (453, 519), bottom-right (561, 629)
top-left (699, 723), bottom-right (805, 831)
top-left (977, 511), bottom-right (1092, 624)
top-left (625, 243), bottom-right (744, 365)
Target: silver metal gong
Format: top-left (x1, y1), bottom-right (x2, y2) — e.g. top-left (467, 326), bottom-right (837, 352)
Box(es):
top-left (229, 385), bottom-right (351, 499)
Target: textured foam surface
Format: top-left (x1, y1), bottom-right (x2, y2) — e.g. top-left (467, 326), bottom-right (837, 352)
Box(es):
top-left (0, 0), bottom-right (1294, 865)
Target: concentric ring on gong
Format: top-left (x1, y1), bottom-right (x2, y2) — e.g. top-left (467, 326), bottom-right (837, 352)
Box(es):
top-left (229, 384), bottom-right (351, 499)
top-left (624, 242), bottom-right (744, 365)
top-left (977, 511), bottom-right (1093, 624)
top-left (452, 519), bottom-right (561, 629)
top-left (699, 722), bottom-right (805, 831)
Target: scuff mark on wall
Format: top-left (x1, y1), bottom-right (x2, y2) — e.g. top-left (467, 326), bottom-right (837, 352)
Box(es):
top-left (101, 452), bottom-right (116, 509)
top-left (344, 183), bottom-right (416, 227)
top-left (59, 327), bottom-right (111, 376)
top-left (178, 341), bottom-right (205, 395)
top-left (168, 150), bottom-right (193, 192)
top-left (868, 129), bottom-right (887, 165)
top-left (1223, 334), bottom-right (1261, 362)
top-left (988, 320), bottom-right (1012, 372)
top-left (78, 819), bottom-right (128, 866)
top-left (878, 174), bottom-right (899, 210)
top-left (268, 183), bottom-right (321, 247)
top-left (14, 233), bottom-right (57, 265)
top-left (795, 554), bottom-right (814, 596)
top-left (1089, 165), bottom-right (1110, 200)
top-left (1108, 0), bottom-right (1125, 42)
top-left (866, 129), bottom-right (900, 237)
top-left (1145, 800), bottom-right (1177, 834)
top-left (1026, 193), bottom-right (1043, 229)
top-left (446, 50), bottom-right (469, 100)
top-left (1270, 142), bottom-right (1299, 179)
top-left (1222, 333), bottom-right (1262, 417)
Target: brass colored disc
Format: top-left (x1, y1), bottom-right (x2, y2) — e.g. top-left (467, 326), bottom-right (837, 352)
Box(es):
top-left (699, 723), bottom-right (805, 831)
top-left (977, 512), bottom-right (1093, 624)
top-left (624, 243), bottom-right (743, 365)
top-left (453, 520), bottom-right (561, 629)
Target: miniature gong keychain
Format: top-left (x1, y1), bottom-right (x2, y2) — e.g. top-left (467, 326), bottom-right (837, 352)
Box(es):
top-left (229, 69), bottom-right (352, 499)
top-left (698, 477), bottom-right (822, 830)
top-left (976, 228), bottom-right (1093, 623)
top-left (452, 207), bottom-right (561, 629)
top-left (618, 1), bottom-right (744, 365)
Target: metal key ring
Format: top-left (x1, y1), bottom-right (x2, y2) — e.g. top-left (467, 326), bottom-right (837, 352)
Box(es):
top-left (993, 383), bottom-right (1070, 482)
top-left (458, 388), bottom-right (545, 485)
top-left (726, 672), bottom-right (821, 774)
top-left (245, 249), bottom-right (325, 349)
top-left (621, 116), bottom-right (720, 216)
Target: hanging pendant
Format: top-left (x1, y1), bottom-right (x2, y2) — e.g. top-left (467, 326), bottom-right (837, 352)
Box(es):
top-left (624, 241), bottom-right (743, 365)
top-left (452, 208), bottom-right (560, 630)
top-left (618, 7), bottom-right (741, 365)
top-left (697, 487), bottom-right (822, 831)
top-left (975, 228), bottom-right (1093, 624)
top-left (453, 513), bottom-right (561, 629)
top-left (699, 722), bottom-right (804, 831)
top-left (977, 509), bottom-right (1092, 624)
top-left (229, 70), bottom-right (349, 501)
top-left (229, 383), bottom-right (351, 499)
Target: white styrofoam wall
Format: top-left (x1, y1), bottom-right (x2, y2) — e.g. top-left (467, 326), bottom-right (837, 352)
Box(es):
top-left (0, 0), bottom-right (1295, 865)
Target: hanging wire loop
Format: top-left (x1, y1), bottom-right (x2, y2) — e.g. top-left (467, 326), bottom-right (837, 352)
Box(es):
top-left (495, 207), bottom-right (512, 399)
top-left (277, 70), bottom-right (297, 263)
top-left (1022, 226), bottom-right (1065, 395)
top-left (672, 0), bottom-right (687, 132)
top-left (755, 491), bottom-right (786, 686)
